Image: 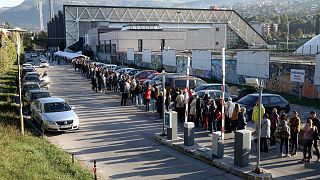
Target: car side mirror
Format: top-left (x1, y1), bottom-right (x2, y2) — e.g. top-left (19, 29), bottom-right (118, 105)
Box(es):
top-left (71, 106), bottom-right (75, 110)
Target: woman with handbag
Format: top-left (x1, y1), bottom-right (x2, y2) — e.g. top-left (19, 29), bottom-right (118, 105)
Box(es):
top-left (277, 113), bottom-right (291, 157)
top-left (301, 119), bottom-right (318, 163)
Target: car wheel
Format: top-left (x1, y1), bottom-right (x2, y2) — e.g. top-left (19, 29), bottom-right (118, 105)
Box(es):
top-left (40, 121), bottom-right (46, 134)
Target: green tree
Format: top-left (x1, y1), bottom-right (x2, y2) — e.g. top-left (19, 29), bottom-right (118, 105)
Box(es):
top-left (22, 32), bottom-right (33, 51)
top-left (295, 29), bottom-right (303, 39)
top-left (0, 36), bottom-right (16, 75)
top-left (33, 31), bottom-right (48, 48)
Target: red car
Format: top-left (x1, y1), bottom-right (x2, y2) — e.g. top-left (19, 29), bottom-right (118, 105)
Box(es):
top-left (134, 70), bottom-right (158, 84)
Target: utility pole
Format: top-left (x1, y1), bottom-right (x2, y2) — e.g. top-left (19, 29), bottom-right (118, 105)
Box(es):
top-left (37, 0), bottom-right (44, 31)
top-left (49, 0), bottom-right (54, 20)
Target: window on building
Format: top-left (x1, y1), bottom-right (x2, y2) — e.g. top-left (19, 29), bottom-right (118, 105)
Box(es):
top-left (161, 39), bottom-right (165, 51)
top-left (216, 27), bottom-right (220, 31)
top-left (138, 39), bottom-right (143, 52)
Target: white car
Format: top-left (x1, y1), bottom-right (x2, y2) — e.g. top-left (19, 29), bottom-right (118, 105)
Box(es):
top-left (40, 59), bottom-right (49, 68)
top-left (30, 97), bottom-right (80, 133)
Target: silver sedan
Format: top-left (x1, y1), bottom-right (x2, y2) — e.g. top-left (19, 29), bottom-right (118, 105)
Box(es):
top-left (30, 97), bottom-right (80, 133)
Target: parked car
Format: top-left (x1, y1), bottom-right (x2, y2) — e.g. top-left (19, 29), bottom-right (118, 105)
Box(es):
top-left (194, 83), bottom-right (230, 93)
top-left (22, 67), bottom-right (36, 77)
top-left (22, 82), bottom-right (41, 96)
top-left (30, 97), bottom-right (80, 133)
top-left (165, 75), bottom-right (206, 90)
top-left (22, 75), bottom-right (41, 85)
top-left (102, 64), bottom-right (117, 70)
top-left (134, 70), bottom-right (158, 83)
top-left (195, 90), bottom-right (237, 101)
top-left (23, 89), bottom-right (51, 115)
top-left (237, 93), bottom-right (290, 120)
top-left (22, 63), bottom-right (33, 68)
top-left (24, 72), bottom-right (40, 78)
top-left (143, 73), bottom-right (182, 86)
top-left (116, 67), bottom-right (134, 74)
top-left (138, 71), bottom-right (160, 84)
top-left (127, 69), bottom-right (142, 77)
top-left (40, 59), bottom-right (49, 68)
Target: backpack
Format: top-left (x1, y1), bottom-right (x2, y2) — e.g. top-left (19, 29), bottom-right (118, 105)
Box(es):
top-left (280, 123), bottom-right (290, 138)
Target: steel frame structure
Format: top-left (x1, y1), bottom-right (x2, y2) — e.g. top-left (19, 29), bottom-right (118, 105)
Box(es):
top-left (64, 5), bottom-right (267, 48)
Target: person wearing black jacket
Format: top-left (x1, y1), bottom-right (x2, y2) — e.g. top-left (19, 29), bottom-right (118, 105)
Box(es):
top-left (308, 111), bottom-right (320, 161)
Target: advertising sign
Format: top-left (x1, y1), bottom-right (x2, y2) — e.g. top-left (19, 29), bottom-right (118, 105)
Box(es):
top-left (290, 69), bottom-right (305, 83)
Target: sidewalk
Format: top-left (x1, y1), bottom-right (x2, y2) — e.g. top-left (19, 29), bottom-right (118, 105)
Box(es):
top-left (154, 119), bottom-right (320, 179)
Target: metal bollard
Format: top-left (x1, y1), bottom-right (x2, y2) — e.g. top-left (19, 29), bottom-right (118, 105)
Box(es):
top-left (72, 153), bottom-right (74, 164)
top-left (93, 160), bottom-right (97, 180)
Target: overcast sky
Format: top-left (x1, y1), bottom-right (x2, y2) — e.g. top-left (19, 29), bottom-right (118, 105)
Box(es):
top-left (0, 0), bottom-right (24, 8)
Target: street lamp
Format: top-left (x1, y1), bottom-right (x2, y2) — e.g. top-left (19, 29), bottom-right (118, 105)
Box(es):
top-left (245, 78), bottom-right (263, 173)
top-left (8, 27), bottom-right (27, 135)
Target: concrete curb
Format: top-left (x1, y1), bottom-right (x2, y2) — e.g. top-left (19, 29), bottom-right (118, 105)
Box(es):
top-left (154, 133), bottom-right (272, 180)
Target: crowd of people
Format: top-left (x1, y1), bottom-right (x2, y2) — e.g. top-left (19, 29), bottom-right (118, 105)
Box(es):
top-left (68, 57), bottom-right (319, 163)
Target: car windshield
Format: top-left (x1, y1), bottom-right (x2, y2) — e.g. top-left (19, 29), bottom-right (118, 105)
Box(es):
top-left (238, 95), bottom-right (257, 105)
top-left (31, 92), bottom-right (51, 100)
top-left (44, 102), bottom-right (71, 113)
top-left (25, 76), bottom-right (40, 81)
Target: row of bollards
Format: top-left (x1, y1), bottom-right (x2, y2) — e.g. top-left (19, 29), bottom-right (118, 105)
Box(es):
top-left (164, 111), bottom-right (252, 168)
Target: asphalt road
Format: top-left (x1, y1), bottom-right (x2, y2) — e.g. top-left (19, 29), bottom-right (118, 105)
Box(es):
top-left (41, 63), bottom-right (241, 180)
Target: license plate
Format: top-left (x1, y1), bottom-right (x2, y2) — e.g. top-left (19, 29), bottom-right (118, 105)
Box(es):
top-left (60, 124), bottom-right (72, 128)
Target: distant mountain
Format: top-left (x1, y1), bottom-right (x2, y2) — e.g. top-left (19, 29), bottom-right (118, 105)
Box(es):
top-left (0, 0), bottom-right (242, 30)
top-left (0, 7), bottom-right (10, 14)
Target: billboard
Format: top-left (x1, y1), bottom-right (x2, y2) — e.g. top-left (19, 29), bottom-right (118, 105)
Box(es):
top-left (192, 50), bottom-right (211, 70)
top-left (127, 48), bottom-right (134, 61)
top-left (290, 69), bottom-right (305, 83)
top-left (236, 51), bottom-right (270, 78)
top-left (142, 49), bottom-right (152, 63)
top-left (163, 49), bottom-right (176, 66)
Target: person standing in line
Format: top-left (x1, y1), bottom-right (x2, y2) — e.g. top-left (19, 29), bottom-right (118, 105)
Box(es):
top-left (130, 79), bottom-right (137, 104)
top-left (175, 89), bottom-right (185, 123)
top-left (202, 94), bottom-right (210, 131)
top-left (289, 111), bottom-right (301, 156)
top-left (165, 88), bottom-right (172, 111)
top-left (215, 95), bottom-right (223, 131)
top-left (195, 95), bottom-right (202, 128)
top-left (277, 113), bottom-right (291, 157)
top-left (134, 80), bottom-right (143, 106)
top-left (189, 94), bottom-right (197, 125)
top-left (308, 111), bottom-right (320, 161)
top-left (144, 84), bottom-right (151, 111)
top-left (156, 91), bottom-right (164, 119)
top-left (270, 108), bottom-right (279, 147)
top-left (252, 101), bottom-right (265, 124)
top-left (258, 113), bottom-right (271, 152)
top-left (208, 99), bottom-right (217, 133)
top-left (231, 104), bottom-right (240, 132)
top-left (237, 107), bottom-right (247, 130)
top-left (302, 119), bottom-right (318, 163)
top-left (225, 97), bottom-right (235, 133)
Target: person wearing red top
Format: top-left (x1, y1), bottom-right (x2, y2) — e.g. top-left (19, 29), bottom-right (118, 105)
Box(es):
top-left (144, 85), bottom-right (151, 111)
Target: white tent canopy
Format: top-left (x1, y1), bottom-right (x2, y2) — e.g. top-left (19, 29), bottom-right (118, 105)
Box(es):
top-left (294, 34), bottom-right (320, 54)
top-left (54, 51), bottom-right (88, 59)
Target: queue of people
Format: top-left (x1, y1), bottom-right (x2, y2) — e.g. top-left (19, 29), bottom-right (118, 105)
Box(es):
top-left (69, 58), bottom-right (319, 163)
